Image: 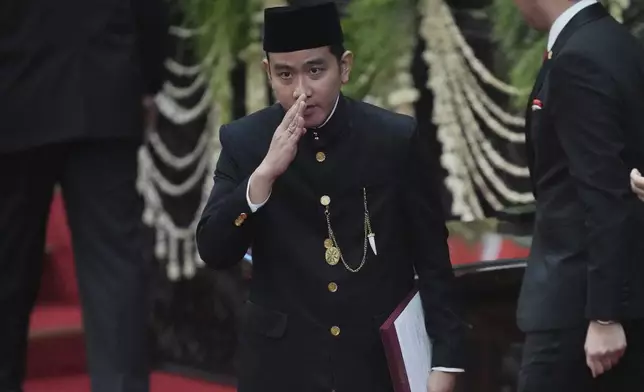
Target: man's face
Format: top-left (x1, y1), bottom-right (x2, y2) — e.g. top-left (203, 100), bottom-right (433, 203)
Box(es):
top-left (264, 46), bottom-right (352, 128)
top-left (512, 0), bottom-right (551, 31)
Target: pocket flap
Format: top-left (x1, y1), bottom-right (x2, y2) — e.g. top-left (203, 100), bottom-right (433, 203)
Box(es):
top-left (244, 301), bottom-right (288, 338)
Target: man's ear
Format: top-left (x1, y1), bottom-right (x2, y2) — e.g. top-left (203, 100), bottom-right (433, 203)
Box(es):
top-left (262, 58), bottom-right (271, 81)
top-left (339, 50), bottom-right (354, 85)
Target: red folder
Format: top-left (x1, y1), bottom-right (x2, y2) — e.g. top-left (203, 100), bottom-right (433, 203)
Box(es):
top-left (380, 288), bottom-right (432, 392)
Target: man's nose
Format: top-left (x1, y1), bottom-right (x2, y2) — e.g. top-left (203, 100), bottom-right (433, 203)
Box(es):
top-left (293, 77), bottom-right (312, 99)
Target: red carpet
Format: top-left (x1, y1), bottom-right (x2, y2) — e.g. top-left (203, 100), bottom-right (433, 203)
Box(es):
top-left (25, 192), bottom-right (236, 391)
top-left (29, 305), bottom-right (82, 335)
top-left (24, 373), bottom-right (235, 392)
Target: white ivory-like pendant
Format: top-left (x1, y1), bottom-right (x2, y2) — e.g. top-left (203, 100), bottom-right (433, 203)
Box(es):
top-left (368, 233), bottom-right (377, 255)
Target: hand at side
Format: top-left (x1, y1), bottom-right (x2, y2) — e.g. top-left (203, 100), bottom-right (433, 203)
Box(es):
top-left (427, 370), bottom-right (457, 392)
top-left (630, 169), bottom-right (644, 201)
top-left (585, 321), bottom-right (627, 378)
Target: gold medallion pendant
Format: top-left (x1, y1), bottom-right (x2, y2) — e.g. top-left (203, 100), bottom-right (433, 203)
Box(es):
top-left (325, 246), bottom-right (341, 265)
top-left (323, 238), bottom-right (334, 249)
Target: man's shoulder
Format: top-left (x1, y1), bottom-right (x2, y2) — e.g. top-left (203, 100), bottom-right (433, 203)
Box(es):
top-left (558, 18), bottom-right (644, 100)
top-left (563, 16), bottom-right (644, 66)
top-left (219, 104), bottom-right (282, 146)
top-left (350, 98), bottom-right (416, 139)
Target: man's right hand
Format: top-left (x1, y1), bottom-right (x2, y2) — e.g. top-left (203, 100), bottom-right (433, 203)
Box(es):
top-left (585, 321), bottom-right (627, 378)
top-left (248, 94), bottom-right (307, 204)
top-left (630, 169), bottom-right (644, 201)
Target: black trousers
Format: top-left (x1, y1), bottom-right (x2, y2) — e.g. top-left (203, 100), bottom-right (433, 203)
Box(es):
top-left (519, 321), bottom-right (644, 392)
top-left (0, 140), bottom-right (149, 392)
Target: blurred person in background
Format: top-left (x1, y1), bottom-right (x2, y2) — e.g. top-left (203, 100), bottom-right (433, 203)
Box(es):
top-left (511, 0), bottom-right (644, 390)
top-left (0, 0), bottom-right (168, 391)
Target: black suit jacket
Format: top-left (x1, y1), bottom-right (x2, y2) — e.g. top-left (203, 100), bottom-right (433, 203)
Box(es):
top-left (517, 4), bottom-right (644, 332)
top-left (197, 96), bottom-right (467, 391)
top-left (0, 0), bottom-right (168, 153)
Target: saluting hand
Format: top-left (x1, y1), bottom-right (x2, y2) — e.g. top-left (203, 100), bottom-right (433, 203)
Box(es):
top-left (630, 169), bottom-right (644, 201)
top-left (249, 94), bottom-right (307, 204)
top-left (257, 94), bottom-right (307, 179)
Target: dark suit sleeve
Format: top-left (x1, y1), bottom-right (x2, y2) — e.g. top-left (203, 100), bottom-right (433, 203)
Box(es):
top-left (402, 120), bottom-right (467, 369)
top-left (196, 125), bottom-right (255, 269)
top-left (131, 0), bottom-right (169, 95)
top-left (550, 53), bottom-right (634, 321)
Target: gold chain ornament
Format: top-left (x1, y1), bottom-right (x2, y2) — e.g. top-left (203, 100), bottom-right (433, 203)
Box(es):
top-left (323, 188), bottom-right (376, 273)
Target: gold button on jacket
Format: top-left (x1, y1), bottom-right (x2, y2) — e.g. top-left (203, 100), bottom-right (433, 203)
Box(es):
top-left (316, 151), bottom-right (326, 162)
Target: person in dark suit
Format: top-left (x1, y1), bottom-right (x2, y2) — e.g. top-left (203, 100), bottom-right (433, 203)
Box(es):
top-left (196, 3), bottom-right (467, 392)
top-left (0, 0), bottom-right (168, 391)
top-left (512, 0), bottom-right (644, 390)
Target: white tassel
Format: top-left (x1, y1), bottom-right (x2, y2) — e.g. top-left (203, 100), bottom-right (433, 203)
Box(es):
top-left (183, 238), bottom-right (193, 264)
top-left (143, 207), bottom-right (155, 226)
top-left (195, 251), bottom-right (205, 266)
top-left (182, 240), bottom-right (197, 278)
top-left (155, 229), bottom-right (167, 258)
top-left (182, 258), bottom-right (196, 278)
top-left (368, 233), bottom-right (377, 255)
top-left (167, 237), bottom-right (180, 280)
top-left (167, 260), bottom-right (181, 281)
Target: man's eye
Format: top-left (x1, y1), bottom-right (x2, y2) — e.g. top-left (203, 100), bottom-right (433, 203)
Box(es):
top-left (279, 72), bottom-right (292, 79)
top-left (310, 67), bottom-right (324, 75)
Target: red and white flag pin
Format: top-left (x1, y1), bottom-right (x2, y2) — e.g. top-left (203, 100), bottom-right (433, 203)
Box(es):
top-left (532, 99), bottom-right (543, 111)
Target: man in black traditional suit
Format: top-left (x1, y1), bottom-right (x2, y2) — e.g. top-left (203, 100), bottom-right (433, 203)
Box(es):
top-left (196, 3), bottom-right (467, 392)
top-left (512, 0), bottom-right (644, 390)
top-left (0, 0), bottom-right (168, 391)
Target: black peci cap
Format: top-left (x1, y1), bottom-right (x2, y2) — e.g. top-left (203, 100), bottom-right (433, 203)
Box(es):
top-left (263, 2), bottom-right (344, 53)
